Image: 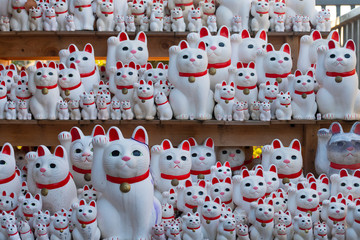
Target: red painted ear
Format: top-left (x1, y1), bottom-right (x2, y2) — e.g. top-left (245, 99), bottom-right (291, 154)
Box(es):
top-left (157, 62), bottom-right (164, 69)
top-left (54, 213), bottom-right (58, 217)
top-left (181, 141), bottom-right (190, 151)
top-left (108, 127), bottom-right (122, 142)
top-left (8, 192), bottom-right (14, 199)
top-left (148, 80), bottom-right (153, 86)
top-left (280, 193), bottom-right (284, 198)
top-left (48, 61), bottom-right (56, 69)
top-left (312, 30), bottom-right (321, 41)
top-left (0, 65), bottom-right (3, 72)
top-left (187, 212), bottom-right (191, 216)
top-left (268, 199), bottom-right (273, 205)
top-left (248, 62), bottom-right (255, 69)
top-left (84, 44), bottom-right (93, 54)
top-left (354, 170), bottom-right (360, 178)
top-left (68, 44), bottom-right (77, 53)
top-left (214, 197), bottom-right (221, 204)
top-left (225, 161), bottom-right (230, 168)
top-left (241, 29), bottom-right (250, 39)
top-left (348, 194), bottom-right (353, 201)
top-left (269, 165), bottom-right (277, 173)
top-left (345, 40), bottom-right (356, 51)
top-left (308, 177), bottom-right (316, 183)
top-left (255, 168), bottom-right (263, 177)
top-left (1, 191), bottom-right (5, 197)
top-left (306, 70), bottom-right (314, 78)
top-left (237, 62), bottom-right (243, 69)
top-left (225, 177), bottom-right (231, 184)
top-left (146, 63), bottom-right (152, 70)
top-left (25, 193), bottom-right (31, 199)
top-left (351, 122), bottom-right (360, 135)
top-left (274, 82), bottom-right (278, 86)
top-left (242, 169), bottom-right (250, 178)
top-left (37, 146), bottom-right (46, 157)
top-left (341, 199), bottom-right (346, 205)
top-left (294, 70), bottom-right (302, 77)
top-left (198, 41), bottom-right (206, 51)
top-left (83, 185), bottom-right (89, 191)
top-left (1, 144), bottom-right (11, 156)
top-left (230, 82), bottom-right (234, 88)
top-left (136, 32), bottom-right (147, 43)
top-left (119, 32), bottom-right (129, 42)
top-left (297, 183), bottom-right (305, 190)
top-left (331, 122), bottom-right (342, 134)
top-left (92, 125), bottom-right (105, 137)
top-left (79, 199), bottom-right (86, 206)
top-left (128, 61), bottom-right (136, 69)
top-left (34, 194), bottom-right (40, 201)
top-left (198, 180), bottom-right (206, 188)
top-left (258, 198), bottom-right (264, 205)
top-left (70, 127), bottom-right (82, 142)
top-left (282, 44), bottom-right (290, 54)
top-left (54, 146), bottom-right (65, 158)
top-left (187, 137), bottom-right (196, 147)
top-left (271, 193), bottom-right (276, 198)
top-left (169, 188), bottom-right (175, 194)
top-left (116, 61), bottom-right (123, 70)
top-left (212, 177), bottom-right (219, 185)
top-left (161, 139), bottom-right (172, 150)
top-left (205, 196), bottom-right (210, 202)
top-left (216, 162), bottom-right (222, 168)
top-left (272, 139), bottom-right (282, 149)
top-left (219, 26), bottom-right (229, 38)
top-left (222, 81), bottom-right (227, 86)
top-left (185, 180), bottom-right (192, 188)
top-left (321, 177), bottom-right (329, 185)
top-left (266, 81), bottom-right (270, 86)
top-left (337, 193), bottom-right (344, 199)
top-left (266, 44), bottom-right (274, 52)
top-left (290, 139), bottom-right (301, 151)
top-left (22, 182), bottom-right (27, 187)
top-left (331, 31), bottom-right (339, 42)
top-left (36, 61), bottom-right (43, 69)
top-left (20, 71), bottom-right (27, 78)
top-left (258, 30), bottom-right (267, 41)
top-left (199, 27), bottom-right (210, 38)
top-left (90, 200), bottom-right (96, 207)
top-left (328, 40), bottom-right (336, 50)
top-left (310, 182), bottom-right (317, 191)
top-left (180, 41), bottom-right (189, 50)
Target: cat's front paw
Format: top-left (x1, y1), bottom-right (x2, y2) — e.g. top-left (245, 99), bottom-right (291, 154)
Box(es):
top-left (169, 46), bottom-right (180, 55)
top-left (59, 49), bottom-right (70, 60)
top-left (176, 185), bottom-right (185, 192)
top-left (322, 113), bottom-right (334, 119)
top-left (230, 34), bottom-right (241, 43)
top-left (287, 74), bottom-right (295, 81)
top-left (317, 45), bottom-right (328, 53)
top-left (300, 35), bottom-right (313, 44)
top-left (151, 145), bottom-right (162, 153)
top-left (28, 65), bottom-right (37, 73)
top-left (107, 36), bottom-right (119, 46)
top-left (25, 151), bottom-right (37, 162)
top-left (261, 145), bottom-right (273, 154)
top-left (256, 48), bottom-right (266, 57)
top-left (109, 67), bottom-right (117, 75)
top-left (92, 135), bottom-right (108, 147)
top-left (58, 131), bottom-right (72, 143)
top-left (233, 175), bottom-right (241, 184)
top-left (187, 33), bottom-right (199, 43)
top-left (250, 202), bottom-right (258, 208)
top-left (345, 114), bottom-right (358, 120)
top-left (317, 128), bottom-right (331, 139)
top-left (330, 173), bottom-right (339, 183)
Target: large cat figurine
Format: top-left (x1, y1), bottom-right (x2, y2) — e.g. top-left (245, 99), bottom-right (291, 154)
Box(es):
top-left (0, 143), bottom-right (21, 198)
top-left (71, 199), bottom-right (100, 240)
top-left (187, 26), bottom-right (232, 91)
top-left (25, 145), bottom-right (78, 214)
top-left (28, 61), bottom-right (61, 120)
top-left (316, 39), bottom-right (360, 120)
top-left (248, 198), bottom-right (274, 240)
top-left (91, 125), bottom-right (161, 239)
top-left (346, 199), bottom-right (360, 239)
top-left (315, 122), bottom-right (360, 175)
top-left (168, 40), bottom-right (214, 120)
top-left (69, 0), bottom-right (95, 30)
top-left (58, 63), bottom-right (85, 101)
top-left (216, 0), bottom-right (252, 30)
top-left (106, 31), bottom-right (149, 72)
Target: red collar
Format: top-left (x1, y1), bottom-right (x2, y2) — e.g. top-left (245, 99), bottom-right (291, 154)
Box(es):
top-left (326, 69), bottom-right (356, 78)
top-left (8, 232), bottom-right (18, 236)
top-left (80, 67), bottom-right (96, 78)
top-left (102, 11), bottom-right (113, 15)
top-left (286, 222), bottom-right (292, 228)
top-left (192, 16), bottom-right (201, 20)
top-left (55, 226), bottom-right (68, 231)
top-left (161, 172), bottom-right (190, 180)
top-left (32, 15), bottom-right (42, 19)
top-left (231, 165), bottom-right (244, 171)
top-left (132, 12), bottom-right (145, 16)
top-left (36, 172), bottom-right (73, 190)
top-left (299, 227), bottom-right (312, 231)
top-left (23, 212), bottom-right (33, 218)
top-left (236, 84), bottom-right (256, 90)
top-left (56, 10), bottom-right (68, 15)
top-left (38, 232), bottom-right (48, 236)
top-left (185, 203), bottom-right (197, 209)
top-left (173, 16), bottom-right (183, 20)
top-left (294, 90), bottom-right (314, 95)
top-left (46, 15), bottom-right (56, 19)
top-left (155, 17), bottom-right (163, 20)
top-left (265, 96), bottom-right (276, 100)
top-left (297, 205), bottom-right (319, 212)
top-left (72, 165), bottom-right (91, 175)
top-left (179, 70), bottom-right (207, 78)
top-left (175, 2), bottom-right (193, 6)
top-left (330, 162), bottom-right (360, 170)
top-left (256, 218), bottom-right (273, 224)
top-left (36, 83), bottom-right (58, 90)
top-left (274, 11), bottom-right (285, 15)
top-left (224, 228), bottom-right (235, 232)
top-left (138, 95), bottom-right (153, 101)
top-left (157, 100), bottom-right (168, 106)
top-left (78, 218), bottom-right (96, 226)
top-left (221, 96), bottom-right (234, 101)
top-left (99, 107), bottom-right (107, 110)
top-left (162, 216), bottom-right (174, 220)
top-left (20, 229), bottom-right (32, 235)
top-left (0, 206), bottom-right (18, 214)
top-left (318, 233), bottom-right (327, 237)
top-left (83, 102), bottom-right (95, 106)
top-left (208, 59), bottom-right (231, 69)
top-left (61, 82), bottom-right (82, 91)
top-left (8, 108), bottom-right (15, 110)
top-left (0, 95), bottom-right (6, 100)
top-left (0, 171), bottom-right (17, 184)
top-left (204, 12), bottom-right (214, 16)
top-left (106, 169), bottom-right (149, 184)
top-left (190, 169), bottom-right (211, 175)
top-left (222, 199), bottom-right (232, 205)
top-left (187, 226), bottom-right (200, 231)
top-left (13, 6), bottom-right (25, 10)
top-left (75, 4), bottom-right (92, 9)
top-left (122, 107), bottom-right (131, 110)
top-left (280, 103), bottom-right (290, 106)
top-left (256, 11), bottom-right (269, 14)
top-left (171, 232), bottom-right (180, 236)
top-left (265, 72), bottom-right (291, 79)
top-left (16, 95), bottom-right (32, 100)
top-left (278, 169), bottom-right (302, 179)
top-left (355, 219), bottom-right (360, 224)
top-left (329, 216), bottom-right (345, 222)
top-left (203, 215), bottom-right (221, 221)
top-left (116, 85), bottom-right (133, 90)
top-left (243, 195), bottom-right (265, 203)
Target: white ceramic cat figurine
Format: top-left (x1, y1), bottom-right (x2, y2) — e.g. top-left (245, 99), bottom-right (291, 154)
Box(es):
top-left (321, 194), bottom-right (347, 237)
top-left (214, 81), bottom-right (235, 121)
top-left (231, 16), bottom-right (242, 32)
top-left (8, 0), bottom-right (29, 31)
top-left (232, 101), bottom-right (245, 121)
top-left (216, 147), bottom-right (246, 174)
top-left (125, 15), bottom-right (136, 32)
top-left (332, 222), bottom-right (345, 240)
top-left (319, 9), bottom-right (331, 32)
top-left (114, 15), bottom-right (125, 31)
top-left (25, 145), bottom-right (78, 214)
top-left (91, 125), bottom-right (161, 239)
top-left (258, 81), bottom-right (279, 119)
top-left (5, 100), bottom-right (16, 120)
top-left (152, 224), bottom-right (166, 240)
top-left (29, 7), bottom-right (43, 31)
top-left (209, 177), bottom-right (233, 209)
top-left (200, 0), bottom-right (215, 25)
top-left (316, 39), bottom-right (360, 120)
top-left (163, 15), bottom-right (171, 31)
top-left (216, 0), bottom-right (252, 30)
top-left (168, 40), bottom-right (214, 120)
top-left (292, 15), bottom-right (303, 32)
top-left (121, 100), bottom-right (134, 120)
top-left (236, 224), bottom-right (250, 240)
top-left (210, 161), bottom-right (232, 181)
top-left (188, 7), bottom-right (202, 32)
top-left (314, 222), bottom-right (328, 240)
top-left (274, 223), bottom-right (287, 240)
top-left (71, 199), bottom-right (100, 240)
top-left (302, 16), bottom-right (310, 32)
top-left (182, 212), bottom-right (203, 240)
top-left (6, 224), bottom-right (20, 240)
top-left (275, 91), bottom-right (292, 120)
top-left (58, 63), bottom-right (84, 101)
top-left (133, 79), bottom-right (156, 120)
top-left (251, 0), bottom-right (270, 31)
top-left (35, 224), bottom-right (49, 240)
top-left (216, 214), bottom-right (236, 240)
top-left (96, 99), bottom-right (109, 120)
top-left (307, 174), bottom-right (330, 204)
top-left (17, 220), bottom-right (34, 240)
top-left (0, 17), bottom-right (10, 32)
top-left (275, 15), bottom-right (285, 32)
top-left (142, 62), bottom-right (168, 84)
top-left (49, 212), bottom-right (71, 240)
top-left (0, 143), bottom-right (21, 198)
top-left (256, 43), bottom-right (292, 92)
top-left (188, 137), bottom-right (215, 181)
top-left (96, 0), bottom-right (114, 31)
top-left (127, 0), bottom-right (146, 26)
top-left (165, 222), bottom-right (181, 240)
top-left (0, 81), bottom-right (7, 119)
top-left (77, 185), bottom-right (98, 203)
top-left (171, 7), bottom-right (185, 32)
top-left (197, 196), bottom-right (222, 240)
top-left (248, 198), bottom-right (274, 240)
top-left (69, 100), bottom-right (81, 120)
top-left (0, 191), bottom-right (18, 214)
top-left (32, 210), bottom-right (51, 233)
top-left (43, 7), bottom-right (58, 31)
top-left (316, 15), bottom-right (326, 32)
top-left (150, 7), bottom-right (163, 31)
top-left (18, 192), bottom-right (42, 227)
top-left (57, 100), bottom-right (69, 120)
top-left (274, 210), bottom-right (293, 239)
top-left (65, 14), bottom-right (75, 31)
top-left (106, 31), bottom-right (149, 71)
top-left (346, 199), bottom-right (360, 239)
top-left (155, 92), bottom-right (172, 120)
top-left (330, 169), bottom-right (360, 199)
top-left (263, 164), bottom-right (280, 196)
top-left (54, 0), bottom-right (68, 31)
top-left (293, 213), bottom-right (313, 240)
top-left (288, 69), bottom-right (317, 120)
top-left (207, 15), bottom-right (217, 33)
top-left (269, 0), bottom-right (286, 30)
top-left (110, 100), bottom-right (121, 120)
top-left (69, 0), bottom-right (95, 30)
top-left (176, 180), bottom-right (207, 214)
top-left (260, 101), bottom-right (271, 121)
top-left (161, 203), bottom-right (174, 226)
top-left (80, 91), bottom-right (97, 120)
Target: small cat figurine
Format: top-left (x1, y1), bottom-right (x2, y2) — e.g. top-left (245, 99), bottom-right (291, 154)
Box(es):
top-left (250, 0), bottom-right (270, 31)
top-left (152, 224), bottom-right (166, 240)
top-left (274, 210), bottom-right (293, 239)
top-left (150, 7), bottom-right (163, 31)
top-left (0, 17), bottom-right (10, 32)
top-left (307, 174), bottom-right (330, 204)
top-left (231, 16), bottom-right (242, 32)
top-left (57, 100), bottom-right (69, 120)
top-left (315, 15), bottom-right (325, 32)
top-left (216, 214), bottom-right (236, 240)
top-left (260, 101), bottom-right (271, 121)
top-left (232, 101), bottom-right (245, 121)
top-left (275, 91), bottom-right (292, 120)
top-left (96, 99), bottom-right (109, 120)
top-left (126, 15), bottom-right (136, 31)
top-left (77, 185), bottom-right (98, 203)
top-left (71, 199), bottom-right (100, 240)
top-left (292, 15), bottom-right (303, 32)
top-left (110, 100), bottom-right (121, 120)
top-left (330, 169), bottom-right (360, 199)
top-left (210, 161), bottom-right (232, 181)
top-left (127, 0), bottom-right (146, 26)
top-left (35, 224), bottom-right (49, 240)
top-left (6, 224), bottom-right (20, 240)
top-left (80, 91), bottom-right (97, 120)
top-left (293, 213), bottom-right (313, 240)
top-left (114, 15), bottom-right (126, 32)
top-left (207, 15), bottom-right (217, 33)
top-left (96, 0), bottom-right (115, 31)
top-left (121, 100), bottom-right (134, 120)
top-left (258, 81), bottom-right (279, 118)
top-left (0, 81), bottom-right (7, 119)
top-left (18, 193), bottom-right (42, 227)
top-left (171, 8), bottom-right (186, 32)
top-left (321, 194), bottom-right (347, 236)
top-left (332, 222), bottom-right (345, 240)
top-left (69, 0), bottom-right (95, 30)
top-left (143, 62), bottom-right (168, 84)
top-left (165, 222), bottom-right (181, 240)
top-left (209, 177), bottom-right (233, 209)
top-left (271, 191), bottom-right (287, 213)
top-left (214, 81), bottom-right (235, 121)
top-left (346, 199), bottom-right (360, 239)
top-left (8, 0), bottom-right (29, 31)
top-left (176, 180), bottom-right (207, 214)
top-left (313, 222), bottom-right (328, 240)
top-left (154, 80), bottom-right (170, 97)
top-left (54, 0), bottom-right (68, 31)
top-left (161, 203), bottom-right (174, 226)
top-left (69, 100), bottom-right (81, 120)
top-left (182, 212), bottom-right (203, 240)
top-left (236, 224), bottom-right (250, 240)
top-left (249, 198), bottom-right (274, 240)
top-left (58, 62), bottom-right (85, 101)
top-left (5, 100), bottom-right (16, 120)
top-left (263, 164), bottom-right (280, 196)
top-left (275, 15), bottom-right (285, 32)
top-left (140, 16), bottom-right (149, 31)
top-left (43, 7), bottom-right (58, 31)
top-left (269, 0), bottom-right (286, 31)
top-left (197, 196), bottom-right (222, 240)
top-left (65, 14), bottom-right (75, 31)
top-left (155, 92), bottom-right (172, 120)
top-left (319, 8), bottom-right (331, 31)
top-left (200, 0), bottom-right (215, 25)
top-left (29, 7), bottom-right (43, 31)
top-left (188, 137), bottom-right (215, 181)
top-left (188, 7), bottom-right (202, 32)
top-left (0, 143), bottom-right (21, 197)
top-left (302, 16), bottom-right (310, 32)
top-left (17, 220), bottom-right (34, 240)
top-left (32, 210), bottom-right (51, 231)
top-left (274, 223), bottom-right (287, 240)
top-left (0, 191), bottom-right (18, 215)
top-left (163, 15), bottom-right (171, 31)
top-left (49, 211), bottom-right (71, 240)
top-left (133, 79), bottom-right (156, 120)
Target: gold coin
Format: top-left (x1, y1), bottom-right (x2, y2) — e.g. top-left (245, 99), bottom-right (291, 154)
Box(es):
top-left (206, 220), bottom-right (210, 224)
top-left (17, 8), bottom-right (21, 13)
top-left (198, 174), bottom-right (205, 180)
top-left (230, 231), bottom-right (233, 234)
top-left (282, 178), bottom-right (290, 184)
top-left (120, 182), bottom-right (131, 193)
top-left (81, 224), bottom-right (86, 228)
top-left (41, 188), bottom-right (48, 196)
top-left (188, 76), bottom-right (196, 83)
top-left (42, 88), bottom-right (49, 95)
top-left (335, 76), bottom-right (342, 83)
top-left (171, 179), bottom-right (179, 187)
top-left (302, 93), bottom-right (307, 99)
top-left (122, 88), bottom-right (128, 94)
top-left (243, 88), bottom-right (250, 95)
top-left (209, 68), bottom-right (216, 75)
top-left (56, 14), bottom-right (59, 17)
top-left (269, 100), bottom-right (273, 103)
top-left (261, 223), bottom-right (266, 227)
top-left (65, 89), bottom-right (70, 96)
top-left (333, 221), bottom-right (337, 224)
top-left (79, 7), bottom-right (83, 11)
top-left (105, 14), bottom-right (108, 17)
top-left (84, 173), bottom-right (91, 182)
top-left (260, 14), bottom-right (263, 17)
top-left (276, 77), bottom-right (282, 83)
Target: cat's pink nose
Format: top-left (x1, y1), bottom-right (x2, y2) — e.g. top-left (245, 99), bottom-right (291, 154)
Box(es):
top-left (229, 153), bottom-right (235, 157)
top-left (190, 58), bottom-right (196, 62)
top-left (192, 195), bottom-right (197, 199)
top-left (302, 82), bottom-right (306, 85)
top-left (40, 168), bottom-right (46, 173)
top-left (220, 192), bottom-right (224, 195)
top-left (122, 75), bottom-right (127, 78)
top-left (207, 208), bottom-right (211, 212)
top-left (154, 76), bottom-right (158, 78)
top-left (336, 210), bottom-right (340, 213)
top-left (75, 60), bottom-right (80, 63)
top-left (130, 50), bottom-right (137, 54)
top-left (264, 212), bottom-right (268, 215)
top-left (253, 186), bottom-right (258, 190)
top-left (278, 60), bottom-right (283, 64)
top-left (337, 58), bottom-right (343, 62)
top-left (83, 213), bottom-right (86, 216)
top-left (210, 46), bottom-right (217, 51)
top-left (318, 192), bottom-right (322, 195)
top-left (42, 75), bottom-right (47, 78)
top-left (347, 186), bottom-right (352, 190)
top-left (283, 159), bottom-right (290, 164)
top-left (267, 182), bottom-right (271, 185)
top-left (199, 156), bottom-right (205, 161)
top-left (347, 147), bottom-right (354, 151)
top-left (122, 156), bottom-right (131, 161)
top-left (307, 199), bottom-right (312, 202)
top-left (82, 153), bottom-right (91, 157)
top-left (245, 76), bottom-right (250, 79)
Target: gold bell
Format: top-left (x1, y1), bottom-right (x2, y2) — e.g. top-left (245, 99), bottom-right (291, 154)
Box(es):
top-left (335, 76), bottom-right (342, 83)
top-left (230, 231), bottom-right (233, 234)
top-left (17, 8), bottom-right (21, 13)
top-left (333, 221), bottom-right (337, 224)
top-left (41, 188), bottom-right (48, 196)
top-left (81, 224), bottom-right (86, 228)
top-left (122, 88), bottom-right (128, 94)
top-left (282, 178), bottom-right (290, 184)
top-left (307, 210), bottom-right (312, 215)
top-left (269, 100), bottom-right (273, 103)
top-left (120, 182), bottom-right (131, 193)
top-left (301, 93), bottom-right (307, 99)
top-left (141, 99), bottom-right (145, 103)
top-left (206, 220), bottom-right (210, 224)
top-left (209, 68), bottom-right (216, 75)
top-left (243, 88), bottom-right (250, 95)
top-left (225, 100), bottom-right (229, 104)
top-left (79, 7), bottom-right (83, 11)
top-left (260, 14), bottom-right (263, 17)
top-left (276, 77), bottom-right (282, 84)
top-left (65, 89), bottom-right (71, 96)
top-left (197, 174), bottom-right (205, 180)
top-left (181, 5), bottom-right (185, 10)
top-left (84, 173), bottom-right (91, 182)
top-left (26, 217), bottom-right (30, 221)
top-left (305, 230), bottom-right (309, 233)
top-left (261, 223), bottom-right (266, 227)
top-left (56, 14), bottom-right (59, 17)
top-left (188, 76), bottom-right (196, 83)
top-left (192, 229), bottom-right (195, 233)
top-left (171, 179), bottom-right (179, 187)
top-left (105, 14), bottom-right (108, 17)
top-left (42, 88), bottom-right (49, 95)
top-left (192, 207), bottom-right (197, 213)
top-left (60, 229), bottom-right (63, 233)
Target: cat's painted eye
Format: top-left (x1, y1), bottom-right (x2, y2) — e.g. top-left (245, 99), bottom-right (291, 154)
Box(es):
top-left (245, 183), bottom-right (251, 187)
top-left (266, 87), bottom-right (270, 90)
top-left (181, 156), bottom-right (187, 161)
top-left (0, 160), bottom-right (5, 165)
top-left (116, 72), bottom-right (121, 76)
top-left (132, 150), bottom-right (142, 156)
top-left (69, 74), bottom-right (73, 78)
top-left (49, 72), bottom-right (53, 76)
top-left (50, 163), bottom-right (56, 168)
top-left (354, 183), bottom-right (359, 187)
top-left (248, 44), bottom-right (254, 49)
top-left (275, 155), bottom-right (281, 160)
top-left (337, 142), bottom-right (344, 147)
top-left (31, 203), bottom-right (35, 206)
top-left (259, 182), bottom-right (264, 186)
top-left (170, 197), bottom-right (174, 200)
top-left (238, 73), bottom-right (243, 77)
top-left (198, 191), bottom-right (204, 195)
top-left (307, 79), bottom-right (311, 83)
top-left (222, 150), bottom-right (227, 154)
top-left (226, 169), bottom-right (230, 172)
top-left (59, 74), bottom-right (63, 78)
top-left (191, 153), bottom-right (197, 157)
top-left (79, 209), bottom-right (82, 212)
top-left (297, 80), bottom-right (301, 83)
top-left (23, 202), bottom-right (27, 205)
top-left (330, 54), bottom-right (336, 58)
top-left (122, 46), bottom-right (129, 51)
top-left (225, 188), bottom-right (230, 192)
top-left (340, 182), bottom-right (346, 187)
top-left (322, 188), bottom-right (327, 192)
top-left (84, 193), bottom-right (88, 196)
top-left (182, 55), bottom-right (188, 59)
top-left (291, 155), bottom-right (297, 160)
top-left (213, 206), bottom-right (217, 209)
top-left (219, 42), bottom-right (225, 47)
top-left (250, 73), bottom-right (255, 76)
top-left (344, 54), bottom-right (351, 59)
top-left (312, 194), bottom-right (317, 198)
top-left (214, 189), bottom-right (219, 192)
top-left (75, 148), bottom-right (82, 154)
top-left (218, 169), bottom-right (222, 172)
top-left (35, 163), bottom-right (40, 168)
top-left (270, 57), bottom-right (276, 61)
top-left (205, 43), bottom-right (209, 47)
top-left (36, 72), bottom-right (42, 76)
top-left (111, 150), bottom-right (120, 157)
top-left (259, 208), bottom-right (263, 211)
top-left (272, 177), bottom-right (277, 181)
top-left (166, 155), bottom-right (172, 160)
top-left (284, 57), bottom-right (289, 61)
top-left (197, 55), bottom-right (202, 59)
top-left (206, 152), bottom-right (211, 157)
top-left (159, 73), bottom-right (163, 76)
top-left (300, 195), bottom-right (305, 199)
top-left (341, 207), bottom-right (344, 210)
top-left (222, 88), bottom-right (226, 91)
top-left (187, 192), bottom-right (192, 196)
top-left (88, 210), bottom-right (92, 213)
top-left (69, 57), bottom-right (75, 61)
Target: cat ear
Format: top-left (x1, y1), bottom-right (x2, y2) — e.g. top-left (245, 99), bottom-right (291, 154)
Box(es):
top-left (272, 139), bottom-right (283, 149)
top-left (225, 177), bottom-right (231, 184)
top-left (242, 169), bottom-right (250, 178)
top-left (161, 139), bottom-right (172, 150)
top-left (350, 122), bottom-right (360, 135)
top-left (34, 194), bottom-right (41, 201)
top-left (37, 145), bottom-right (50, 157)
top-left (290, 139), bottom-right (301, 151)
top-left (274, 82), bottom-right (278, 86)
top-left (90, 200), bottom-right (96, 207)
top-left (356, 199), bottom-right (360, 206)
top-left (54, 145), bottom-right (65, 159)
top-left (281, 43), bottom-right (291, 54)
top-left (36, 61), bottom-right (43, 69)
top-left (48, 61), bottom-right (56, 69)
top-left (132, 126), bottom-right (149, 145)
top-left (224, 161), bottom-right (230, 168)
top-left (157, 62), bottom-right (164, 69)
top-left (241, 29), bottom-right (250, 39)
top-left (198, 180), bottom-right (206, 188)
top-left (58, 63), bottom-right (65, 71)
top-left (179, 140), bottom-right (190, 152)
top-left (218, 26), bottom-right (230, 38)
top-left (310, 182), bottom-right (317, 191)
top-left (297, 183), bottom-right (305, 190)
top-left (108, 127), bottom-right (124, 142)
top-left (79, 199), bottom-right (86, 206)
top-left (248, 61), bottom-right (255, 69)
top-left (68, 44), bottom-right (78, 53)
top-left (199, 27), bottom-right (210, 38)
top-left (329, 30), bottom-right (339, 42)
top-left (268, 199), bottom-right (273, 205)
top-left (330, 122), bottom-right (343, 134)
top-left (230, 82), bottom-right (234, 88)
top-left (258, 198), bottom-right (264, 205)
top-left (308, 177), bottom-right (316, 184)
top-left (341, 198), bottom-right (346, 205)
top-left (146, 63), bottom-right (152, 70)
top-left (321, 176), bottom-right (329, 185)
top-left (266, 44), bottom-right (274, 52)
top-left (84, 44), bottom-right (94, 54)
top-left (205, 196), bottom-right (211, 202)
top-left (116, 61), bottom-right (123, 70)
top-left (221, 81), bottom-right (227, 86)
top-left (128, 62), bottom-right (136, 69)
top-left (25, 193), bottom-right (31, 199)
top-left (294, 70), bottom-right (302, 78)
top-left (185, 180), bottom-right (192, 188)
top-left (198, 41), bottom-right (206, 51)
top-left (340, 169), bottom-right (348, 178)
top-left (237, 62), bottom-right (243, 69)
top-left (169, 188), bottom-right (175, 194)
top-left (180, 40), bottom-right (189, 50)
top-left (83, 185), bottom-right (89, 191)
top-left (354, 170), bottom-right (360, 178)
top-left (255, 168), bottom-right (263, 177)
top-left (214, 197), bottom-right (221, 205)
top-left (216, 162), bottom-right (222, 168)
top-left (311, 30), bottom-right (322, 41)
top-left (1, 143), bottom-right (13, 156)
top-left (328, 40), bottom-right (337, 50)
top-left (345, 39), bottom-right (356, 52)
top-left (92, 125), bottom-right (105, 137)
top-left (306, 70), bottom-right (314, 78)
top-left (148, 80), bottom-right (153, 86)
top-left (257, 29), bottom-right (267, 42)
top-left (136, 31), bottom-right (147, 43)
top-left (119, 31), bottom-right (129, 42)
top-left (269, 164), bottom-right (277, 173)
top-left (70, 127), bottom-right (84, 142)
top-left (212, 177), bottom-right (219, 185)
top-left (337, 193), bottom-right (344, 199)
top-left (187, 137), bottom-right (197, 147)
